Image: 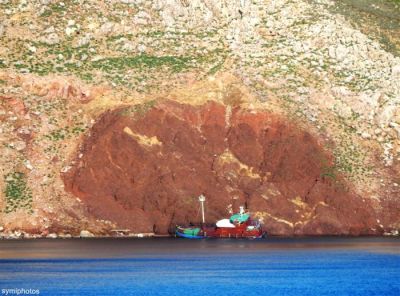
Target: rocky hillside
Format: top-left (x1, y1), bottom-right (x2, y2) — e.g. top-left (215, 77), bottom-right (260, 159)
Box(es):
top-left (0, 0), bottom-right (399, 238)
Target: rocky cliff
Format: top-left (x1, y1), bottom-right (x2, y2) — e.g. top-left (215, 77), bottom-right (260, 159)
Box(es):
top-left (62, 99), bottom-right (378, 235)
top-left (0, 0), bottom-right (399, 237)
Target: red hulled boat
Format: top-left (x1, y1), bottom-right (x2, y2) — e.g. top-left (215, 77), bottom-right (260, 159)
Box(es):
top-left (175, 201), bottom-right (264, 239)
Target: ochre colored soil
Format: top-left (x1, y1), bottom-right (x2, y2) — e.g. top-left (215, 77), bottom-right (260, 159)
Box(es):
top-left (62, 100), bottom-right (378, 235)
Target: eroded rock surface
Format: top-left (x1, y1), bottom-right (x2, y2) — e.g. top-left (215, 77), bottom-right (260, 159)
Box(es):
top-left (63, 100), bottom-right (378, 235)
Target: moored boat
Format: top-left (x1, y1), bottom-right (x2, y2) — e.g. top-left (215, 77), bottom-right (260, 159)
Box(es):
top-left (175, 226), bottom-right (204, 239)
top-left (175, 202), bottom-right (264, 239)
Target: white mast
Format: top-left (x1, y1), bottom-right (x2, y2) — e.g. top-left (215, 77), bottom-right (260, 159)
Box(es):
top-left (239, 206), bottom-right (245, 216)
top-left (199, 194), bottom-right (206, 224)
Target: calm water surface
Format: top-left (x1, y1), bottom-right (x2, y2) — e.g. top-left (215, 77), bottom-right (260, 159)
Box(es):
top-left (0, 237), bottom-right (399, 295)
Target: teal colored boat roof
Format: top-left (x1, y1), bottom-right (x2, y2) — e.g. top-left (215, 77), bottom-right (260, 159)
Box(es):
top-left (230, 213), bottom-right (250, 223)
top-left (183, 227), bottom-right (201, 236)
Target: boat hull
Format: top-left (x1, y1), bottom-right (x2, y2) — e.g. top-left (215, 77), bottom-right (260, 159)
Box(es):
top-left (175, 230), bottom-right (205, 239)
top-left (175, 224), bottom-right (264, 239)
top-left (203, 230), bottom-right (264, 239)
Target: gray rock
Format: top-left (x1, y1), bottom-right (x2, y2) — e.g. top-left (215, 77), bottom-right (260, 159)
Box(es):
top-left (133, 11), bottom-right (151, 25)
top-left (24, 160), bottom-right (33, 170)
top-left (335, 44), bottom-right (349, 61)
top-left (328, 47), bottom-right (336, 59)
top-left (77, 35), bottom-right (91, 47)
top-left (44, 26), bottom-right (55, 34)
top-left (41, 33), bottom-right (60, 45)
top-left (137, 44), bottom-right (146, 53)
top-left (99, 22), bottom-right (115, 35)
top-left (392, 64), bottom-right (400, 76)
top-left (14, 140), bottom-right (26, 151)
top-left (361, 132), bottom-right (371, 139)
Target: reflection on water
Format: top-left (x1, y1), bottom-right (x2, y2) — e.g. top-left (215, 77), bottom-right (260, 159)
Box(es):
top-left (0, 237), bottom-right (399, 296)
top-left (0, 237), bottom-right (399, 259)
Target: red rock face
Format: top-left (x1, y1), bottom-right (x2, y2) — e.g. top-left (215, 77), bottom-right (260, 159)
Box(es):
top-left (62, 100), bottom-right (379, 235)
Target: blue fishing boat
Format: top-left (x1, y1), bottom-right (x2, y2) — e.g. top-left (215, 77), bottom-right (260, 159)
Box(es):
top-left (175, 226), bottom-right (204, 239)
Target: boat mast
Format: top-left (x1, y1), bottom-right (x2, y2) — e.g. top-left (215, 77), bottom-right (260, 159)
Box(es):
top-left (199, 194), bottom-right (206, 224)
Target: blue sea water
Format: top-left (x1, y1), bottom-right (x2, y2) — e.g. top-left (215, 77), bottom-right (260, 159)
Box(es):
top-left (0, 237), bottom-right (399, 296)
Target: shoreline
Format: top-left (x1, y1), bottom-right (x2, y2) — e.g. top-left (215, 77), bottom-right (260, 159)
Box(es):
top-left (0, 233), bottom-right (398, 240)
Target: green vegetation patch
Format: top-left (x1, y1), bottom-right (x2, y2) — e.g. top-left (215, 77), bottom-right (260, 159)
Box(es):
top-left (4, 172), bottom-right (32, 213)
top-left (50, 2), bottom-right (67, 13)
top-left (45, 123), bottom-right (87, 141)
top-left (91, 54), bottom-right (193, 73)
